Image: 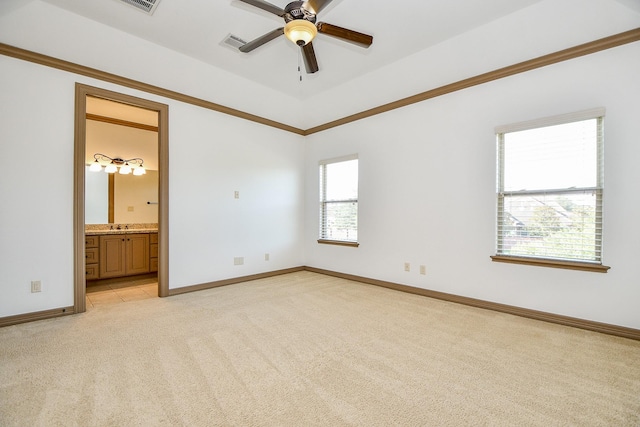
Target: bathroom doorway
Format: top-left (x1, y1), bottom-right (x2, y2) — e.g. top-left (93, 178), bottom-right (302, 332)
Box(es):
top-left (74, 84), bottom-right (169, 313)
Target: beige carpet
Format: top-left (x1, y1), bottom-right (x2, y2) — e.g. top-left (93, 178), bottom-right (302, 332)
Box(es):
top-left (1, 271), bottom-right (639, 426)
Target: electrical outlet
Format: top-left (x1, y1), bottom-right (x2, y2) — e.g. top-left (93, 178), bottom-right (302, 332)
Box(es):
top-left (234, 191), bottom-right (240, 199)
top-left (420, 265), bottom-right (426, 275)
top-left (31, 280), bottom-right (42, 293)
top-left (234, 257), bottom-right (244, 265)
top-left (404, 262), bottom-right (410, 272)
top-left (265, 253), bottom-right (270, 261)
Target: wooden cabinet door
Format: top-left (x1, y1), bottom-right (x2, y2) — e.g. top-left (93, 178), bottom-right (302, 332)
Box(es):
top-left (126, 233), bottom-right (150, 275)
top-left (99, 234), bottom-right (126, 278)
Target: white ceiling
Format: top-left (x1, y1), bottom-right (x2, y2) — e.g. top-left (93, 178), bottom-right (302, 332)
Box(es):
top-left (37, 0), bottom-right (545, 99)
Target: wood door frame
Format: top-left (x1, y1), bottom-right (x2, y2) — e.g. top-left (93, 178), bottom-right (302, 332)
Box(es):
top-left (74, 83), bottom-right (169, 312)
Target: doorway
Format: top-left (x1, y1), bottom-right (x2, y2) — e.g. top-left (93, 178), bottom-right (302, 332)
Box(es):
top-left (74, 83), bottom-right (169, 313)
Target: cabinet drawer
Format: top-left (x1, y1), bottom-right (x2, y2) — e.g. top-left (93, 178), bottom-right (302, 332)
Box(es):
top-left (149, 243), bottom-right (158, 258)
top-left (150, 233), bottom-right (158, 244)
top-left (86, 264), bottom-right (99, 280)
top-left (150, 257), bottom-right (158, 273)
top-left (85, 235), bottom-right (99, 248)
top-left (85, 247), bottom-right (99, 264)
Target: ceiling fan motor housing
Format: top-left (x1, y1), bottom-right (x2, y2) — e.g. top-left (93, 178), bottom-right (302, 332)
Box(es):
top-left (284, 1), bottom-right (316, 24)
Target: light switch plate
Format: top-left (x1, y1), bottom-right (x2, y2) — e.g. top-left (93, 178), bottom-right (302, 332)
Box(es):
top-left (31, 280), bottom-right (42, 293)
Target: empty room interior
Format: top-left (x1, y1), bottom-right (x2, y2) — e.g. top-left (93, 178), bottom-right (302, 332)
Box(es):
top-left (1, 0), bottom-right (640, 425)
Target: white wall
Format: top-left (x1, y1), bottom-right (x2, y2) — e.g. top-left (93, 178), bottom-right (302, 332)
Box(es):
top-left (0, 57), bottom-right (76, 316)
top-left (0, 54), bottom-right (305, 317)
top-left (304, 42), bottom-right (640, 329)
top-left (167, 102), bottom-right (305, 289)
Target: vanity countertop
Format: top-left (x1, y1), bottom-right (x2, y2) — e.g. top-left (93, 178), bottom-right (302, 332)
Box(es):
top-left (85, 223), bottom-right (158, 236)
top-left (86, 228), bottom-right (158, 236)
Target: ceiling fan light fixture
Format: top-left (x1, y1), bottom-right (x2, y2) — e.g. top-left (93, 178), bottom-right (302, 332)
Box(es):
top-left (284, 19), bottom-right (317, 46)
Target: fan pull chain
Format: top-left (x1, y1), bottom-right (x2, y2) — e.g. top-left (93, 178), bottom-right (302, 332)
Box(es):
top-left (298, 49), bottom-right (303, 82)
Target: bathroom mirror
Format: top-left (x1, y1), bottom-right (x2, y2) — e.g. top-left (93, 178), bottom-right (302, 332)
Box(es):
top-left (85, 167), bottom-right (159, 224)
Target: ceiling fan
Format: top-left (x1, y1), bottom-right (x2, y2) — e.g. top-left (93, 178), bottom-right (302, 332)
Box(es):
top-left (237, 0), bottom-right (373, 74)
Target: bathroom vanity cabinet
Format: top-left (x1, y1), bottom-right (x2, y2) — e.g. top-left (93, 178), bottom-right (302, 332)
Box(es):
top-left (85, 232), bottom-right (155, 280)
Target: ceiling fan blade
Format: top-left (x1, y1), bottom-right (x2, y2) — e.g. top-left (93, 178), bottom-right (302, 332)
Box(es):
top-left (317, 22), bottom-right (373, 48)
top-left (239, 28), bottom-right (284, 52)
top-left (303, 0), bottom-right (334, 14)
top-left (237, 0), bottom-right (285, 17)
top-left (302, 42), bottom-right (319, 74)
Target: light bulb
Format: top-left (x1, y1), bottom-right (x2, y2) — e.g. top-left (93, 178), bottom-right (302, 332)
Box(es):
top-left (133, 166), bottom-right (146, 176)
top-left (119, 163), bottom-right (132, 174)
top-left (104, 162), bottom-right (117, 173)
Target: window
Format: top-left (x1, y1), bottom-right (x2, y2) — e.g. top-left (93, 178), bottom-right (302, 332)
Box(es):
top-left (319, 155), bottom-right (359, 246)
top-left (494, 108), bottom-right (608, 270)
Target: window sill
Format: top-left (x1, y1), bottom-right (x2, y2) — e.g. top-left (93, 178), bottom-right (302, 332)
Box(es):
top-left (490, 255), bottom-right (610, 273)
top-left (318, 239), bottom-right (359, 248)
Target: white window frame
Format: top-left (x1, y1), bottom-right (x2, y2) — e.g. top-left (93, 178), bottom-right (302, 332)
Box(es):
top-left (492, 108), bottom-right (610, 272)
top-left (318, 154), bottom-right (359, 247)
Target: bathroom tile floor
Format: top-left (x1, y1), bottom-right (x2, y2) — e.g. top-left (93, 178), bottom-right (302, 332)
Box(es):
top-left (86, 277), bottom-right (158, 309)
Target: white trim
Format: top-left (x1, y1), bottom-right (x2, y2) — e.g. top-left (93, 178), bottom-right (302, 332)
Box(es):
top-left (318, 153), bottom-right (358, 166)
top-left (495, 107), bottom-right (605, 134)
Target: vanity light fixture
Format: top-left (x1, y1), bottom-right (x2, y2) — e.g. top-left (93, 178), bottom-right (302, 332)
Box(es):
top-left (89, 153), bottom-right (146, 175)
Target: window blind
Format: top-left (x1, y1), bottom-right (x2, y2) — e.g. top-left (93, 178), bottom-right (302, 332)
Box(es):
top-left (496, 111), bottom-right (604, 263)
top-left (319, 156), bottom-right (358, 242)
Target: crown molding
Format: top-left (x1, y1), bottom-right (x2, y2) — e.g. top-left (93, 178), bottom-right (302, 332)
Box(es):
top-left (0, 42), bottom-right (305, 135)
top-left (1, 28), bottom-right (639, 135)
top-left (304, 27), bottom-right (640, 135)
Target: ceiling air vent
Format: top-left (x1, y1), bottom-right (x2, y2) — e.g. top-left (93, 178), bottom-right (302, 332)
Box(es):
top-left (116, 0), bottom-right (161, 15)
top-left (222, 34), bottom-right (247, 50)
